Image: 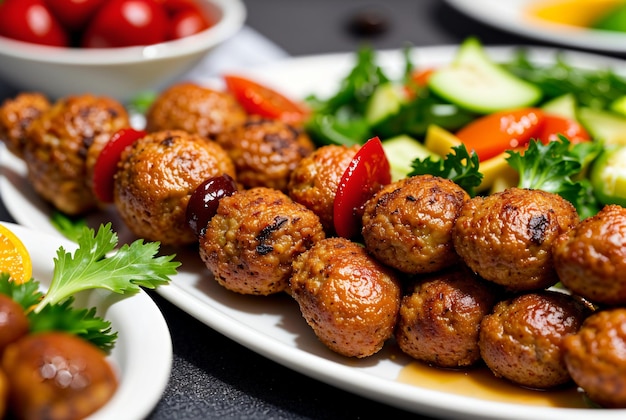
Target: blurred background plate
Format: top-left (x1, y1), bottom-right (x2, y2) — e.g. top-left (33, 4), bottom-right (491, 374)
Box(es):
top-left (444, 0), bottom-right (626, 54)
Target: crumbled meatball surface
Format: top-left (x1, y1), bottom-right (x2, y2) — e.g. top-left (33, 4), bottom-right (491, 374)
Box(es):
top-left (290, 237), bottom-right (401, 358)
top-left (563, 307), bottom-right (626, 408)
top-left (395, 264), bottom-right (502, 368)
top-left (453, 187), bottom-right (579, 291)
top-left (114, 130), bottom-right (236, 246)
top-left (22, 94), bottom-right (129, 215)
top-left (215, 117), bottom-right (315, 192)
top-left (145, 82), bottom-right (247, 140)
top-left (0, 92), bottom-right (50, 158)
top-left (287, 144), bottom-right (359, 235)
top-left (479, 290), bottom-right (591, 389)
top-left (362, 174), bottom-right (470, 274)
top-left (200, 187), bottom-right (325, 295)
top-left (553, 204), bottom-right (626, 306)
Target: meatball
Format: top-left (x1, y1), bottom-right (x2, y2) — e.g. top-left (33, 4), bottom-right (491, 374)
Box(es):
top-left (290, 237), bottom-right (401, 358)
top-left (395, 264), bottom-right (502, 368)
top-left (553, 204), bottom-right (626, 306)
top-left (215, 116), bottom-right (315, 192)
top-left (145, 82), bottom-right (247, 140)
top-left (479, 290), bottom-right (591, 389)
top-left (453, 187), bottom-right (579, 291)
top-left (288, 144), bottom-right (360, 234)
top-left (362, 174), bottom-right (470, 274)
top-left (22, 94), bottom-right (129, 215)
top-left (2, 332), bottom-right (117, 420)
top-left (563, 307), bottom-right (626, 408)
top-left (200, 187), bottom-right (325, 295)
top-left (114, 130), bottom-right (236, 246)
top-left (0, 92), bottom-right (50, 158)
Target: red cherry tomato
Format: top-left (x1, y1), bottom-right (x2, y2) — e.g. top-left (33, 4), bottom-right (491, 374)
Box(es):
top-left (81, 0), bottom-right (169, 48)
top-left (92, 128), bottom-right (147, 203)
top-left (455, 108), bottom-right (546, 161)
top-left (168, 8), bottom-right (211, 39)
top-left (333, 136), bottom-right (391, 239)
top-left (44, 0), bottom-right (106, 30)
top-left (0, 0), bottom-right (68, 47)
top-left (536, 114), bottom-right (591, 144)
top-left (223, 75), bottom-right (311, 125)
top-left (156, 0), bottom-right (207, 15)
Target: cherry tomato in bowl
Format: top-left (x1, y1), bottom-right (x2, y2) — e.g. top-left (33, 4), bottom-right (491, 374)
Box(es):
top-left (0, 0), bottom-right (69, 47)
top-left (45, 0), bottom-right (106, 31)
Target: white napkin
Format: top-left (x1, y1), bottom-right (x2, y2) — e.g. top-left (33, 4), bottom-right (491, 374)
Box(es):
top-left (183, 26), bottom-right (289, 82)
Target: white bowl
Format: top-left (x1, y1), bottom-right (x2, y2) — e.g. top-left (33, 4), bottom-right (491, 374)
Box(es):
top-left (0, 0), bottom-right (246, 103)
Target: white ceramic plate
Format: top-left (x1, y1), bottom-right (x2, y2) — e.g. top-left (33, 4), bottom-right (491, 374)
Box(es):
top-left (445, 0), bottom-right (626, 53)
top-left (3, 45), bottom-right (626, 419)
top-left (0, 221), bottom-right (173, 420)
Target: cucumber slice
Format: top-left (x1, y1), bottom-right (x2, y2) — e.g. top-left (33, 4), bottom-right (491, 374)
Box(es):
top-left (382, 135), bottom-right (438, 181)
top-left (365, 82), bottom-right (406, 126)
top-left (541, 93), bottom-right (578, 120)
top-left (577, 107), bottom-right (626, 145)
top-left (590, 145), bottom-right (626, 207)
top-left (428, 38), bottom-right (542, 114)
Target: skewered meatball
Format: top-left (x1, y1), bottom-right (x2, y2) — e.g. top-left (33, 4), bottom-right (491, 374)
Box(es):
top-left (145, 82), bottom-right (247, 140)
top-left (563, 307), bottom-right (626, 408)
top-left (114, 129), bottom-right (236, 246)
top-left (553, 204), bottom-right (626, 306)
top-left (22, 94), bottom-right (129, 215)
top-left (0, 92), bottom-right (50, 158)
top-left (362, 174), bottom-right (470, 274)
top-left (287, 144), bottom-right (360, 234)
top-left (290, 237), bottom-right (401, 358)
top-left (200, 187), bottom-right (325, 295)
top-left (395, 264), bottom-right (502, 368)
top-left (215, 116), bottom-right (315, 192)
top-left (453, 188), bottom-right (579, 291)
top-left (479, 290), bottom-right (592, 389)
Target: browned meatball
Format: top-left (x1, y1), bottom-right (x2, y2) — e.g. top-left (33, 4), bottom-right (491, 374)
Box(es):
top-left (0, 92), bottom-right (50, 158)
top-left (479, 290), bottom-right (591, 389)
top-left (145, 82), bottom-right (247, 140)
top-left (453, 188), bottom-right (579, 291)
top-left (215, 116), bottom-right (315, 192)
top-left (114, 130), bottom-right (236, 246)
top-left (362, 174), bottom-right (470, 274)
top-left (563, 307), bottom-right (626, 408)
top-left (553, 204), bottom-right (626, 306)
top-left (288, 144), bottom-right (359, 234)
top-left (395, 264), bottom-right (502, 368)
top-left (2, 332), bottom-right (118, 420)
top-left (200, 187), bottom-right (325, 295)
top-left (22, 94), bottom-right (129, 215)
top-left (290, 237), bottom-right (401, 358)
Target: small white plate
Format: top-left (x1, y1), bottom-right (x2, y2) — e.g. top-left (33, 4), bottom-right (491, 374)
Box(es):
top-left (0, 221), bottom-right (173, 420)
top-left (445, 0), bottom-right (626, 53)
top-left (3, 45), bottom-right (626, 419)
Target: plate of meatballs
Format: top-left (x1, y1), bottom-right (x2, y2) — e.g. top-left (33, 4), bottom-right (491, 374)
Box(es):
top-left (2, 44), bottom-right (626, 419)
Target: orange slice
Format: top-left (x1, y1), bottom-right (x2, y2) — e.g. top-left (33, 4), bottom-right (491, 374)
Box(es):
top-left (0, 224), bottom-right (32, 284)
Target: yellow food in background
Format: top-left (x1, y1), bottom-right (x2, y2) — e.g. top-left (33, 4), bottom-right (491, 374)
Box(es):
top-left (526, 0), bottom-right (624, 27)
top-left (0, 224), bottom-right (32, 284)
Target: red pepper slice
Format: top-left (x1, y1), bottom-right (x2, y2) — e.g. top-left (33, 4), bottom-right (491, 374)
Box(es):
top-left (92, 128), bottom-right (146, 203)
top-left (333, 136), bottom-right (391, 239)
top-left (455, 108), bottom-right (546, 161)
top-left (537, 114), bottom-right (590, 145)
top-left (223, 74), bottom-right (310, 125)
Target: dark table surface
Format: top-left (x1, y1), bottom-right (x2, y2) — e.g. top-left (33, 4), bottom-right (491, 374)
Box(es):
top-left (0, 1), bottom-right (622, 419)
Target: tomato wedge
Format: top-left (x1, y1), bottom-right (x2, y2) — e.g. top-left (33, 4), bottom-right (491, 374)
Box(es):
top-left (455, 108), bottom-right (545, 161)
top-left (92, 128), bottom-right (146, 203)
top-left (333, 136), bottom-right (391, 239)
top-left (223, 74), bottom-right (310, 125)
top-left (537, 114), bottom-right (590, 145)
